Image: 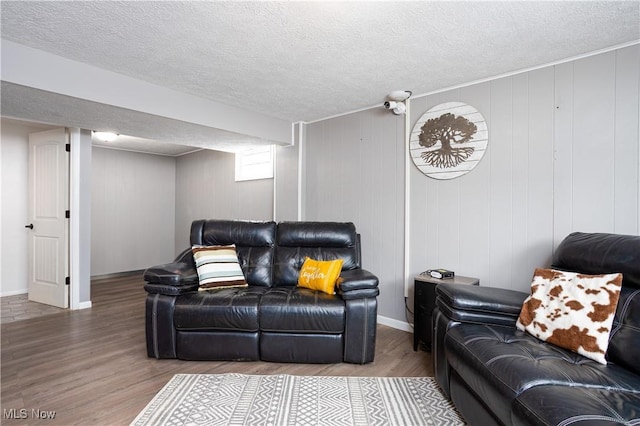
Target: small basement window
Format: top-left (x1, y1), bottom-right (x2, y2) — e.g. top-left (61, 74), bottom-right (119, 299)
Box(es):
top-left (235, 145), bottom-right (274, 182)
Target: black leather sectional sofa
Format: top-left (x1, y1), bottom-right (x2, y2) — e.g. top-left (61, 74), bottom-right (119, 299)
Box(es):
top-left (143, 220), bottom-right (379, 364)
top-left (433, 232), bottom-right (640, 425)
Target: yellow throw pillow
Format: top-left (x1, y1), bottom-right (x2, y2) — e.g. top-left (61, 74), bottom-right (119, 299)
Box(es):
top-left (297, 257), bottom-right (343, 295)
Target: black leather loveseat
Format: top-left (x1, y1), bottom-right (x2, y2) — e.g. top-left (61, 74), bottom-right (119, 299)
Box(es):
top-left (143, 220), bottom-right (379, 364)
top-left (433, 232), bottom-right (640, 425)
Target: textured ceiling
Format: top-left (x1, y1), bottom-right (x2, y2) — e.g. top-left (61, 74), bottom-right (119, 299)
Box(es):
top-left (2, 116), bottom-right (198, 157)
top-left (1, 1), bottom-right (639, 153)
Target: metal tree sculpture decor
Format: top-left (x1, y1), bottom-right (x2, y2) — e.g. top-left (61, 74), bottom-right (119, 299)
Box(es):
top-left (410, 102), bottom-right (488, 180)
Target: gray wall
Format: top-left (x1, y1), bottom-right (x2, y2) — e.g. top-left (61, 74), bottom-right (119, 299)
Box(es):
top-left (553, 48), bottom-right (639, 239)
top-left (304, 45), bottom-right (639, 324)
top-left (91, 146), bottom-right (176, 276)
top-left (409, 45), bottom-right (639, 295)
top-left (174, 149), bottom-right (274, 253)
top-left (93, 147), bottom-right (277, 275)
top-left (304, 111), bottom-right (406, 321)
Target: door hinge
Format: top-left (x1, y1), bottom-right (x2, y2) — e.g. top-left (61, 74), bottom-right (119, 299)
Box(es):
top-left (65, 210), bottom-right (70, 219)
top-left (65, 277), bottom-right (70, 286)
top-left (65, 143), bottom-right (70, 152)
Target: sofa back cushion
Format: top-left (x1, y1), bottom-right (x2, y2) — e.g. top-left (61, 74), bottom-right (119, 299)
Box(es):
top-left (551, 232), bottom-right (640, 288)
top-left (551, 232), bottom-right (640, 374)
top-left (274, 222), bottom-right (361, 286)
top-left (191, 220), bottom-right (276, 287)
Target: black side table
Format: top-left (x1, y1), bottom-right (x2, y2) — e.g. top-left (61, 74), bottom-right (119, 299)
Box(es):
top-left (413, 274), bottom-right (479, 351)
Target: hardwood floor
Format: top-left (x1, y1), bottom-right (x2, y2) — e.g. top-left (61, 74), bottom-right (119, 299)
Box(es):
top-left (1, 274), bottom-right (433, 425)
top-left (1, 294), bottom-right (66, 324)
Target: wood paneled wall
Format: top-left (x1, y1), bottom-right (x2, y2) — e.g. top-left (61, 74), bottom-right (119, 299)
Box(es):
top-left (553, 48), bottom-right (639, 241)
top-left (304, 110), bottom-right (406, 321)
top-left (174, 149), bottom-right (274, 253)
top-left (303, 45), bottom-right (639, 324)
top-left (91, 147), bottom-right (176, 276)
top-left (409, 69), bottom-right (556, 294)
top-left (411, 45), bottom-right (639, 294)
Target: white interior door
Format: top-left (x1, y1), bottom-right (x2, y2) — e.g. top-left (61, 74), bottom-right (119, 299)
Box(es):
top-left (27, 128), bottom-right (69, 308)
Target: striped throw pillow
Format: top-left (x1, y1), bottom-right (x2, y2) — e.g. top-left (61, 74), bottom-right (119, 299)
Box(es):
top-left (192, 245), bottom-right (248, 291)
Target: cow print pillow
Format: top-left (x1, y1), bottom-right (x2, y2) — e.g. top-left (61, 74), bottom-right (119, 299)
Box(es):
top-left (516, 268), bottom-right (622, 364)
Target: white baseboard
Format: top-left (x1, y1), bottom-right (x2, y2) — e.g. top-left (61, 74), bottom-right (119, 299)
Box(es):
top-left (377, 315), bottom-right (413, 333)
top-left (76, 301), bottom-right (92, 310)
top-left (1, 290), bottom-right (92, 312)
top-left (0, 289), bottom-right (28, 297)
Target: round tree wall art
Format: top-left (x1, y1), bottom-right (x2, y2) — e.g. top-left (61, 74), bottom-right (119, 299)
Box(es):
top-left (410, 102), bottom-right (488, 180)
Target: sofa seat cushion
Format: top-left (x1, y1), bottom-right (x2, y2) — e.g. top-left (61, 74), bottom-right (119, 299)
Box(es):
top-left (512, 385), bottom-right (640, 426)
top-left (260, 333), bottom-right (344, 363)
top-left (176, 331), bottom-right (260, 361)
top-left (260, 287), bottom-right (345, 333)
top-left (445, 323), bottom-right (640, 425)
top-left (174, 288), bottom-right (268, 332)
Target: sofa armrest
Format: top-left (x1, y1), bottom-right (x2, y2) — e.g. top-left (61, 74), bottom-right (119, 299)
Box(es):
top-left (433, 284), bottom-right (528, 396)
top-left (435, 283), bottom-right (527, 328)
top-left (143, 248), bottom-right (199, 296)
top-left (337, 269), bottom-right (380, 300)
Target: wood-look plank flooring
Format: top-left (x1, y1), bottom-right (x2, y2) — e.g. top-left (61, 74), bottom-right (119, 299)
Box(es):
top-left (1, 274), bottom-right (433, 425)
top-left (1, 294), bottom-right (66, 324)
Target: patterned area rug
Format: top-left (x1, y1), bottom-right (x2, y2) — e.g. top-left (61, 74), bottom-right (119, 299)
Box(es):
top-left (131, 373), bottom-right (465, 426)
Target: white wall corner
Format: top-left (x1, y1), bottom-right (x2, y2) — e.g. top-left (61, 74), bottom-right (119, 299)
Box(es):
top-left (297, 122), bottom-right (306, 221)
top-left (77, 301), bottom-right (92, 310)
top-left (69, 128), bottom-right (92, 310)
top-left (403, 99), bottom-right (412, 298)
